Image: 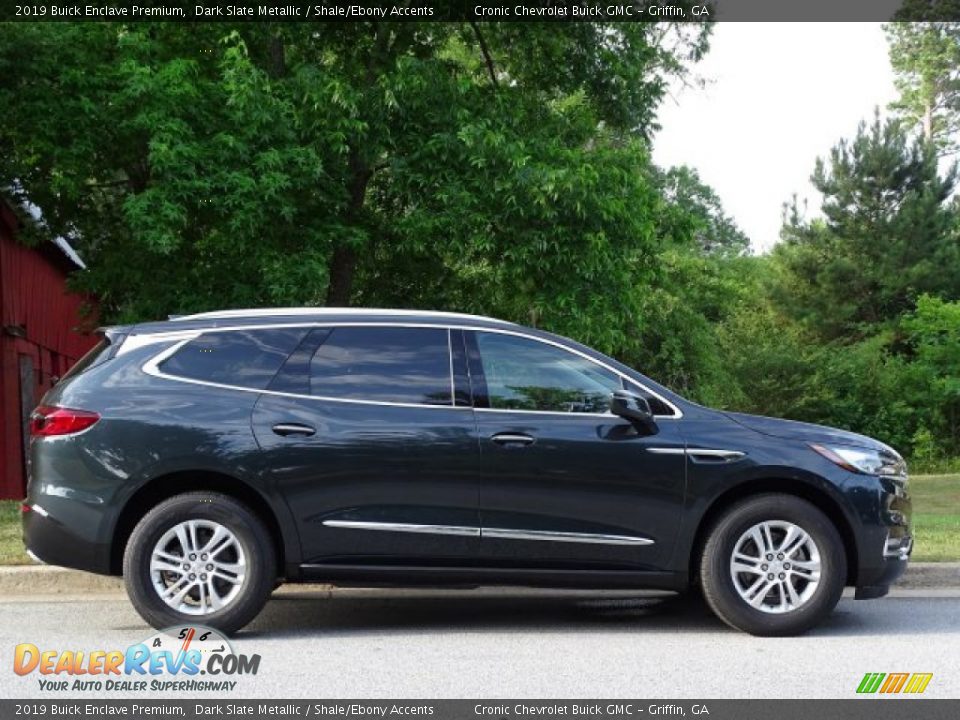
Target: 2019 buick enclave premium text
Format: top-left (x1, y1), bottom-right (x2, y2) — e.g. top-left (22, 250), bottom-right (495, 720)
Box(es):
top-left (23, 308), bottom-right (912, 636)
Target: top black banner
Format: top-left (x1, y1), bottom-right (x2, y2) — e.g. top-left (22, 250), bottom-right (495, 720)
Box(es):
top-left (4, 0), bottom-right (960, 23)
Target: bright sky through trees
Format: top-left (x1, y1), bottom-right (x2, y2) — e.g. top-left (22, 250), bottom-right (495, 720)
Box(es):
top-left (653, 22), bottom-right (898, 251)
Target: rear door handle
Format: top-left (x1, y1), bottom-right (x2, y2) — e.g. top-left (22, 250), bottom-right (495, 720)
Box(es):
top-left (490, 432), bottom-right (535, 447)
top-left (272, 423), bottom-right (316, 437)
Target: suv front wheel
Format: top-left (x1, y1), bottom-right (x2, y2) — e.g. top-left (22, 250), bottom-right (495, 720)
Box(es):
top-left (699, 493), bottom-right (846, 636)
top-left (123, 492), bottom-right (276, 635)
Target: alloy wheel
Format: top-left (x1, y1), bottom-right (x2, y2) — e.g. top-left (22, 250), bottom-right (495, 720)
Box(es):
top-left (729, 520), bottom-right (822, 614)
top-left (149, 519), bottom-right (247, 615)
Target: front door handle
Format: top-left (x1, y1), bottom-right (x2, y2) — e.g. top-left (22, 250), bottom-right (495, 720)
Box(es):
top-left (490, 432), bottom-right (535, 447)
top-left (272, 423), bottom-right (316, 437)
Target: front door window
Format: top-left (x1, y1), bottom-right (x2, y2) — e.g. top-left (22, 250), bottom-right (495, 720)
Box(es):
top-left (474, 332), bottom-right (621, 414)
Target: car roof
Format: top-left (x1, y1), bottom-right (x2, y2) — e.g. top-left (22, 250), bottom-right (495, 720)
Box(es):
top-left (130, 307), bottom-right (519, 334)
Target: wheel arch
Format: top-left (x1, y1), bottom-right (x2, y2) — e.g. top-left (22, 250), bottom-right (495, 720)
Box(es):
top-left (109, 470), bottom-right (291, 577)
top-left (687, 477), bottom-right (859, 586)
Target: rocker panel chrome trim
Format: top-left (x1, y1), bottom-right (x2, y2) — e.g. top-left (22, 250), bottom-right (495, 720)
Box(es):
top-left (482, 527), bottom-right (654, 546)
top-left (321, 520), bottom-right (654, 546)
top-left (322, 520), bottom-right (480, 538)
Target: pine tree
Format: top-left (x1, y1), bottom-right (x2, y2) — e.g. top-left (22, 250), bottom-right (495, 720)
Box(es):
top-left (885, 21), bottom-right (960, 155)
top-left (773, 112), bottom-right (959, 339)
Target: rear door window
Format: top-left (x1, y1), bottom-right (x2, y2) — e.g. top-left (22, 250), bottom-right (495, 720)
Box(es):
top-left (159, 328), bottom-right (309, 390)
top-left (308, 326), bottom-right (453, 406)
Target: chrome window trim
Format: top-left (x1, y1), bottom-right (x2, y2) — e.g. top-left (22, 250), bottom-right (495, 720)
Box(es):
top-left (322, 520), bottom-right (654, 546)
top-left (142, 337), bottom-right (462, 411)
top-left (476, 407), bottom-right (620, 419)
top-left (137, 322), bottom-right (683, 418)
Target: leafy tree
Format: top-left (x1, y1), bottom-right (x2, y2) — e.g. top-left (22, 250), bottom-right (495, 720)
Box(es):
top-left (716, 292), bottom-right (931, 454)
top-left (885, 21), bottom-right (960, 155)
top-left (772, 112), bottom-right (959, 339)
top-left (0, 21), bottom-right (710, 333)
top-left (654, 165), bottom-right (749, 257)
top-left (627, 249), bottom-right (753, 404)
top-left (903, 294), bottom-right (960, 453)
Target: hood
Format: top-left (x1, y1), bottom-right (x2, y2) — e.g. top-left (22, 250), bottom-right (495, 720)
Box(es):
top-left (723, 411), bottom-right (898, 455)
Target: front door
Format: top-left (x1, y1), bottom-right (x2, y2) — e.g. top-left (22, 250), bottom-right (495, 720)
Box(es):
top-left (467, 330), bottom-right (687, 571)
top-left (252, 325), bottom-right (481, 565)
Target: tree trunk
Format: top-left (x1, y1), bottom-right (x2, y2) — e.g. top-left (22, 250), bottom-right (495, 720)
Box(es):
top-left (324, 150), bottom-right (373, 306)
top-left (268, 34), bottom-right (286, 78)
top-left (324, 26), bottom-right (396, 307)
top-left (326, 245), bottom-right (358, 306)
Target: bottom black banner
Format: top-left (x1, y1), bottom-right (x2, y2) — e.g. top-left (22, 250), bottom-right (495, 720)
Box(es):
top-left (2, 700), bottom-right (959, 720)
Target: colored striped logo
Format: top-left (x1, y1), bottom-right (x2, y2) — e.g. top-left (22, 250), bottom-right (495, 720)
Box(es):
top-left (857, 672), bottom-right (933, 694)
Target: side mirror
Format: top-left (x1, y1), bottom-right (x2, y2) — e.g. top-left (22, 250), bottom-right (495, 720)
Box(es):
top-left (610, 389), bottom-right (658, 434)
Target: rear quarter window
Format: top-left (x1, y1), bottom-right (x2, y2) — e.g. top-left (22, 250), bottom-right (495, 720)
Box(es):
top-left (159, 328), bottom-right (309, 390)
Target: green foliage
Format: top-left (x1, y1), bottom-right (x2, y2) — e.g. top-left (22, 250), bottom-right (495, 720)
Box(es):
top-left (884, 20), bottom-right (960, 155)
top-left (0, 21), bottom-right (710, 334)
top-left (654, 165), bottom-right (749, 257)
top-left (629, 250), bottom-right (751, 405)
top-left (357, 115), bottom-right (669, 356)
top-left (716, 111), bottom-right (960, 459)
top-left (902, 295), bottom-right (960, 454)
top-left (773, 113), bottom-right (959, 340)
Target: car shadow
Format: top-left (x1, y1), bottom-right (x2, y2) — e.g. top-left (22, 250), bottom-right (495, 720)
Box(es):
top-left (234, 587), bottom-right (945, 639)
top-left (237, 588), bottom-right (720, 639)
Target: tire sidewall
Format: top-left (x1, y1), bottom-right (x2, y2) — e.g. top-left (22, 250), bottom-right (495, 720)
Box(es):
top-left (702, 495), bottom-right (846, 636)
top-left (123, 493), bottom-right (275, 635)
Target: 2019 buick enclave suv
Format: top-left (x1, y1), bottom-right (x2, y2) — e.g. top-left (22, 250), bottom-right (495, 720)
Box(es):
top-left (23, 308), bottom-right (912, 635)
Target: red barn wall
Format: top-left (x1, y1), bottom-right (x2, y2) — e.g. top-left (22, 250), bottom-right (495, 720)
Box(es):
top-left (0, 202), bottom-right (98, 499)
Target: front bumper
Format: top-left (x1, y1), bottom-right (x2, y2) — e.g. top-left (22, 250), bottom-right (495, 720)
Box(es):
top-left (855, 555), bottom-right (909, 599)
top-left (854, 475), bottom-right (912, 599)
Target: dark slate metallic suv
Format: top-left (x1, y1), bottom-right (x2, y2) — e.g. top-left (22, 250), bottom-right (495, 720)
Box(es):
top-left (23, 308), bottom-right (912, 635)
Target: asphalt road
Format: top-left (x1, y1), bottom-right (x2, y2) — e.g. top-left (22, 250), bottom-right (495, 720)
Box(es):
top-left (2, 588), bottom-right (958, 699)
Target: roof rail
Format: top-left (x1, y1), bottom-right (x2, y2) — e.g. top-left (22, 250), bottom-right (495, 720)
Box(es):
top-left (169, 307), bottom-right (515, 324)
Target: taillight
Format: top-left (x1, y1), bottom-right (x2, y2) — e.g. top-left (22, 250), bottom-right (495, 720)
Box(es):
top-left (29, 405), bottom-right (100, 438)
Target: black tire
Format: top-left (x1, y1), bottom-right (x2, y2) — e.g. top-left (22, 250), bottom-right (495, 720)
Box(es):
top-left (123, 492), bottom-right (276, 636)
top-left (699, 494), bottom-right (846, 636)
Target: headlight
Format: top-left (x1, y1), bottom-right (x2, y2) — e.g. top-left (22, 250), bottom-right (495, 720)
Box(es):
top-left (809, 443), bottom-right (906, 477)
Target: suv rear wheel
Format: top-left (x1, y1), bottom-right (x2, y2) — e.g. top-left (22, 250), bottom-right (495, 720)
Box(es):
top-left (123, 492), bottom-right (275, 635)
top-left (699, 493), bottom-right (846, 636)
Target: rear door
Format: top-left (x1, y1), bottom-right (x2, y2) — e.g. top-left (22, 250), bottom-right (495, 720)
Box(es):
top-left (251, 325), bottom-right (482, 565)
top-left (467, 329), bottom-right (687, 571)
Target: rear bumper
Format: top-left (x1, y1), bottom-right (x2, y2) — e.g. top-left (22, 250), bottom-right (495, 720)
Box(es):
top-left (22, 504), bottom-right (112, 575)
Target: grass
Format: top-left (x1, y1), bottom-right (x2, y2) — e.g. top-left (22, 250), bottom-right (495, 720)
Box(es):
top-left (1, 475), bottom-right (959, 565)
top-left (0, 500), bottom-right (30, 565)
top-left (906, 474), bottom-right (960, 562)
